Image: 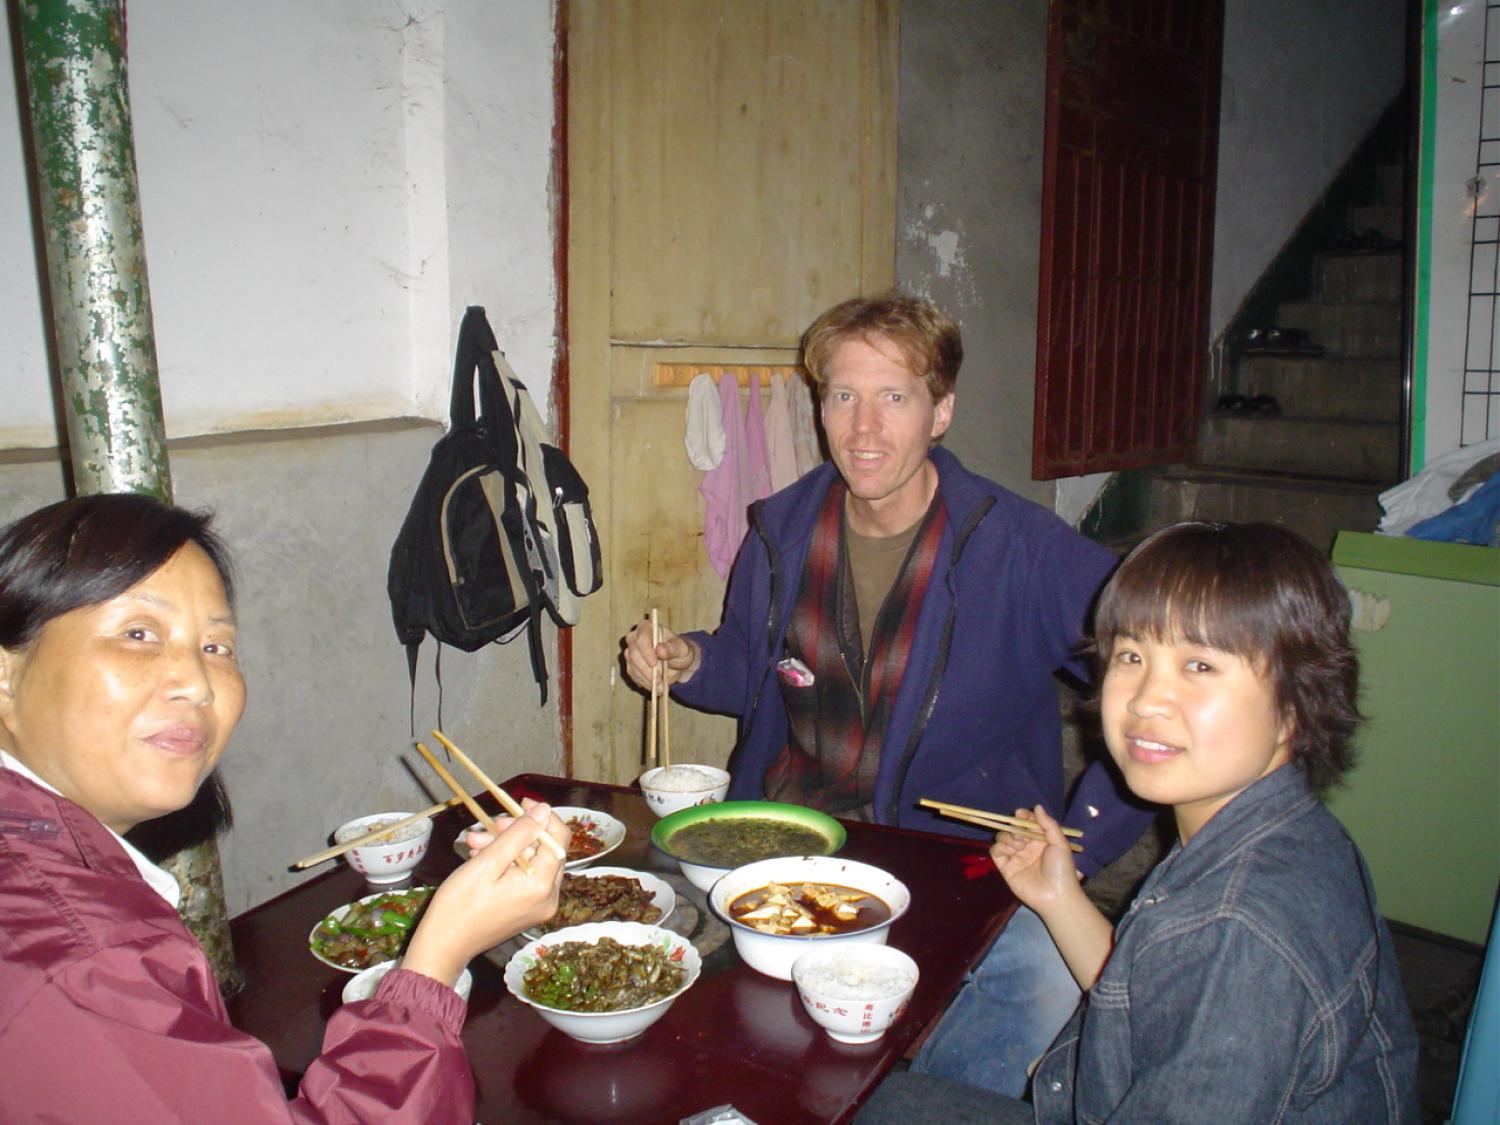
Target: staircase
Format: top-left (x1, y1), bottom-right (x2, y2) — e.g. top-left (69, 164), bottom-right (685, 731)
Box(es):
top-left (1143, 158), bottom-right (1407, 554)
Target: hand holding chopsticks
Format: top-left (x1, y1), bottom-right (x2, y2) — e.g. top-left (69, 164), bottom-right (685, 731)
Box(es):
top-left (920, 797), bottom-right (1084, 854)
top-left (648, 608), bottom-right (672, 769)
top-left (428, 729), bottom-right (567, 862)
top-left (291, 795), bottom-right (468, 869)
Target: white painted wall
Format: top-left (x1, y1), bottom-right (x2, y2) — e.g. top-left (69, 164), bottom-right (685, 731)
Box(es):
top-left (1, 1), bottom-right (561, 913)
top-left (1421, 0), bottom-right (1492, 463)
top-left (1211, 0), bottom-right (1407, 339)
top-left (1, 0), bottom-right (556, 447)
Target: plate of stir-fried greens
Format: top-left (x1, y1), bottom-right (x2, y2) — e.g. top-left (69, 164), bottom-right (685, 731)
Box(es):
top-left (503, 921), bottom-right (701, 1044)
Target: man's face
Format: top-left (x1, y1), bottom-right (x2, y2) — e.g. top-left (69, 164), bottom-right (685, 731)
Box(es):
top-left (820, 335), bottom-right (953, 535)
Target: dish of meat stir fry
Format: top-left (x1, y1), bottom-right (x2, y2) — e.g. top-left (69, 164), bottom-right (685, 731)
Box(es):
top-left (531, 868), bottom-right (672, 936)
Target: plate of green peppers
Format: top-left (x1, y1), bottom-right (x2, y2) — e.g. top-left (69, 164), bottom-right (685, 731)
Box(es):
top-left (308, 885), bottom-right (435, 972)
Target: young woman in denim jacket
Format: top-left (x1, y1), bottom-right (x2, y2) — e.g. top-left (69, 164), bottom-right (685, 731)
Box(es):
top-left (860, 522), bottom-right (1419, 1124)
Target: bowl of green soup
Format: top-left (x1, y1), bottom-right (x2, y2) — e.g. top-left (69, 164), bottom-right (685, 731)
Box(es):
top-left (650, 800), bottom-right (845, 891)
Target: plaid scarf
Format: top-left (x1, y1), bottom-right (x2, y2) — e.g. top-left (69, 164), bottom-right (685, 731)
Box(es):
top-left (763, 480), bottom-right (947, 813)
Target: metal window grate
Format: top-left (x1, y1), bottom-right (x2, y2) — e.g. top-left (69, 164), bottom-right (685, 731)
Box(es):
top-left (1460, 2), bottom-right (1500, 444)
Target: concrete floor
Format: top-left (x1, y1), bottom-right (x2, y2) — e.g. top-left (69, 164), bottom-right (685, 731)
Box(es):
top-left (1393, 924), bottom-right (1485, 1124)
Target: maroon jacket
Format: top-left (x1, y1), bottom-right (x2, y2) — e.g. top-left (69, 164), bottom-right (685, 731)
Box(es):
top-left (0, 768), bottom-right (475, 1123)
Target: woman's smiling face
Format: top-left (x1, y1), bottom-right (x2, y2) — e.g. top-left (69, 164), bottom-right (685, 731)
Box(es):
top-left (1101, 631), bottom-right (1292, 842)
top-left (0, 543), bottom-right (246, 834)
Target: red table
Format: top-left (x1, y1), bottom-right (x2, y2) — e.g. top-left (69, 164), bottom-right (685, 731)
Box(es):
top-left (228, 774), bottom-right (1017, 1124)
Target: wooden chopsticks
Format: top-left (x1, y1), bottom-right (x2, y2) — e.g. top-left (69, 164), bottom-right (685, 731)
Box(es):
top-left (413, 740), bottom-right (533, 872)
top-left (291, 795), bottom-right (468, 869)
top-left (429, 729), bottom-right (567, 861)
top-left (919, 798), bottom-right (1084, 854)
top-left (293, 731), bottom-right (565, 875)
top-left (648, 607), bottom-right (671, 768)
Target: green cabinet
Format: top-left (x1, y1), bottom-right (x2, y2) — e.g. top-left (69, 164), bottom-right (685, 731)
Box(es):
top-left (1329, 533), bottom-right (1499, 945)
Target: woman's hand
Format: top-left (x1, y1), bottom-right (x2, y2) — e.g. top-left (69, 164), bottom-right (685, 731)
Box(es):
top-left (401, 799), bottom-right (568, 989)
top-left (989, 804), bottom-right (1082, 913)
top-left (991, 804), bottom-right (1114, 991)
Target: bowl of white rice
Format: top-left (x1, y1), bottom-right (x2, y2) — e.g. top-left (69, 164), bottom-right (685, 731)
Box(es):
top-left (791, 944), bottom-right (919, 1044)
top-left (638, 764), bottom-right (731, 818)
top-left (334, 812), bottom-right (433, 886)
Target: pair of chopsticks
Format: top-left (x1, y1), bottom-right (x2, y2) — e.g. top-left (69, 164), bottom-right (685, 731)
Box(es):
top-left (418, 729), bottom-right (568, 875)
top-left (647, 607), bottom-right (672, 768)
top-left (290, 729), bottom-right (566, 873)
top-left (292, 795), bottom-right (468, 869)
top-left (919, 798), bottom-right (1084, 854)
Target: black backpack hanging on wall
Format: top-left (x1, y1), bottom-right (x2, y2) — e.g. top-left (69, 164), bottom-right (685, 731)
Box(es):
top-left (387, 306), bottom-right (600, 709)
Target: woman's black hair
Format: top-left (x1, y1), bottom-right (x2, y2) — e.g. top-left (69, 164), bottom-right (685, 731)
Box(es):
top-left (1089, 521), bottom-right (1361, 794)
top-left (0, 493), bottom-right (235, 650)
top-left (0, 494), bottom-right (238, 846)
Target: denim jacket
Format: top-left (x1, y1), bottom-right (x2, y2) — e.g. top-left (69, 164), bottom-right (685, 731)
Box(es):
top-left (1031, 765), bottom-right (1419, 1123)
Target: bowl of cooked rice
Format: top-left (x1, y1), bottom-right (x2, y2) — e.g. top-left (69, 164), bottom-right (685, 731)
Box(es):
top-left (503, 921), bottom-right (701, 1044)
top-left (333, 812), bottom-right (432, 886)
top-left (792, 944), bottom-right (919, 1044)
top-left (638, 764), bottom-right (731, 818)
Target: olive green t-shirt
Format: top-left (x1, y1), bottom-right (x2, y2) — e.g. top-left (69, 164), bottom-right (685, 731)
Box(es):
top-left (845, 517), bottom-right (923, 658)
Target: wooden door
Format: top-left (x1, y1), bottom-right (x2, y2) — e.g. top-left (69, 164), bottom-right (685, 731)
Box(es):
top-left (1032, 0), bottom-right (1224, 478)
top-left (567, 0), bottom-right (897, 783)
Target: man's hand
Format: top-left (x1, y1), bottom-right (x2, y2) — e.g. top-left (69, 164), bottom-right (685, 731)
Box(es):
top-left (621, 619), bottom-right (702, 692)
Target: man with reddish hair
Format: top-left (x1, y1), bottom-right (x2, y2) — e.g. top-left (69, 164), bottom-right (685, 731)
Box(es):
top-left (622, 293), bottom-right (1154, 1094)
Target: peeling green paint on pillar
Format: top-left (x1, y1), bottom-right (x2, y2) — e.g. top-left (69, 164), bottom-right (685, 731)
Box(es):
top-left (18, 0), bottom-right (241, 995)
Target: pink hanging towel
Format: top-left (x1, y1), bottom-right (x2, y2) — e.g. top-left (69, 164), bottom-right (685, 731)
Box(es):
top-left (743, 372), bottom-right (773, 503)
top-left (764, 372), bottom-right (799, 490)
top-left (700, 373), bottom-right (749, 578)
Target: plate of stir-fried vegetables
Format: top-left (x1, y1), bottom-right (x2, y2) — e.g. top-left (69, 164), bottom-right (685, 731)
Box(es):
top-left (503, 922), bottom-right (701, 1043)
top-left (308, 886), bottom-right (435, 972)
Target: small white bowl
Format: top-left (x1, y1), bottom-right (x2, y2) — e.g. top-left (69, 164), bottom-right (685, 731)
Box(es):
top-left (335, 812), bottom-right (433, 886)
top-left (638, 765), bottom-right (731, 818)
top-left (503, 921), bottom-right (701, 1044)
top-left (524, 866), bottom-right (677, 940)
top-left (792, 944), bottom-right (919, 1044)
top-left (708, 854), bottom-right (911, 981)
top-left (342, 958), bottom-right (473, 1004)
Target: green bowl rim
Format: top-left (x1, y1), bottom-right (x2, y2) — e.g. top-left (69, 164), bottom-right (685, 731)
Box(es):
top-left (649, 800), bottom-right (846, 867)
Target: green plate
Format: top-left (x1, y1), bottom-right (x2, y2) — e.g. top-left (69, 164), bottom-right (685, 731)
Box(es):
top-left (651, 800), bottom-right (845, 868)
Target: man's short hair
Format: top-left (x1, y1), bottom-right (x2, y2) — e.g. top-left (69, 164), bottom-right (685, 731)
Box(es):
top-left (801, 292), bottom-right (962, 402)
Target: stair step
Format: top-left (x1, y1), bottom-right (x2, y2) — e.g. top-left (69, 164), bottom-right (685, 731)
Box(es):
top-left (1198, 415), bottom-right (1401, 482)
top-left (1375, 164), bottom-right (1405, 205)
top-left (1314, 250), bottom-right (1403, 304)
top-left (1273, 301), bottom-right (1402, 359)
top-left (1234, 355), bottom-right (1401, 421)
top-left (1347, 204), bottom-right (1404, 241)
top-left (1149, 468), bottom-right (1385, 554)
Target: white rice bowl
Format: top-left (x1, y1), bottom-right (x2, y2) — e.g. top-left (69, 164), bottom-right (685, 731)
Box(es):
top-left (638, 764), bottom-right (731, 818)
top-left (342, 958), bottom-right (473, 1004)
top-left (792, 944), bottom-right (919, 1044)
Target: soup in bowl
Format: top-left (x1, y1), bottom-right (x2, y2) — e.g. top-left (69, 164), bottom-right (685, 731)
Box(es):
top-left (650, 801), bottom-right (845, 891)
top-left (707, 854), bottom-right (911, 980)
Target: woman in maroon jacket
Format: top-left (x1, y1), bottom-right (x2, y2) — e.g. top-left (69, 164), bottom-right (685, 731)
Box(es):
top-left (0, 493), bottom-right (567, 1123)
